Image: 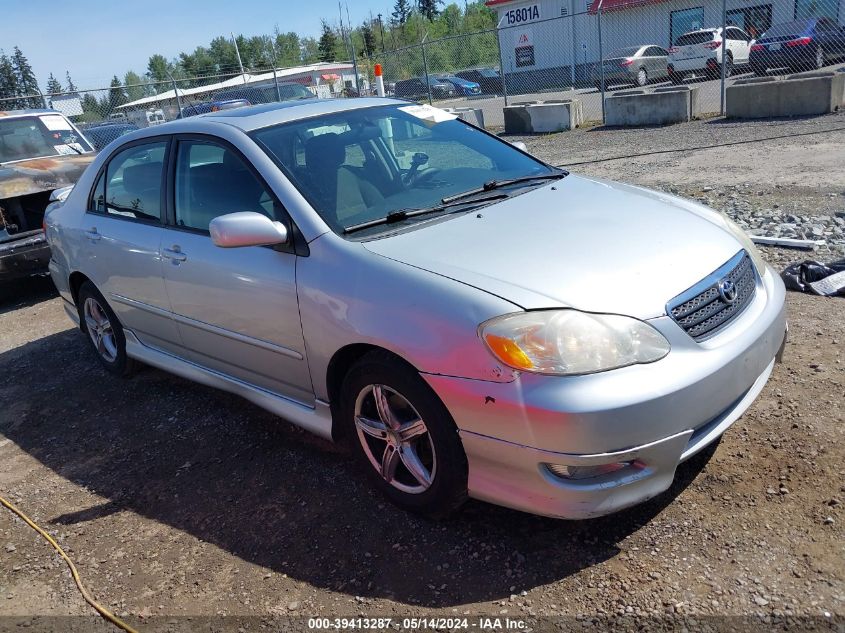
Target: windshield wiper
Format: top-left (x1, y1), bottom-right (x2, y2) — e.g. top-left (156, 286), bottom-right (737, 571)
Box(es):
top-left (344, 194), bottom-right (508, 234)
top-left (440, 171), bottom-right (567, 205)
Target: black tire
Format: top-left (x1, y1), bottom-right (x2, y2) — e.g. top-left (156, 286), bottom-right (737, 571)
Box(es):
top-left (339, 351), bottom-right (468, 519)
top-left (77, 281), bottom-right (135, 377)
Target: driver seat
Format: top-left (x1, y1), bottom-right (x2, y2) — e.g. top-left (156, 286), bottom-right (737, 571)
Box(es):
top-left (304, 134), bottom-right (384, 225)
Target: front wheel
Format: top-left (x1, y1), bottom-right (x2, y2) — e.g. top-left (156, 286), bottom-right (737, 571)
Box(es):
top-left (340, 352), bottom-right (468, 519)
top-left (77, 281), bottom-right (135, 376)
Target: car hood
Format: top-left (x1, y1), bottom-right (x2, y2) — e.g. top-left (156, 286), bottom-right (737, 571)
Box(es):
top-left (0, 153), bottom-right (95, 200)
top-left (362, 175), bottom-right (745, 319)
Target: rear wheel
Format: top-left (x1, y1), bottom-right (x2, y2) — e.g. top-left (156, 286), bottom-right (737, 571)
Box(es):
top-left (77, 281), bottom-right (135, 376)
top-left (340, 352), bottom-right (468, 519)
top-left (636, 67), bottom-right (648, 87)
top-left (815, 46), bottom-right (825, 69)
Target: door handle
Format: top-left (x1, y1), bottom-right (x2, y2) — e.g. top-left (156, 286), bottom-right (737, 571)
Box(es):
top-left (162, 246), bottom-right (187, 263)
top-left (84, 228), bottom-right (101, 242)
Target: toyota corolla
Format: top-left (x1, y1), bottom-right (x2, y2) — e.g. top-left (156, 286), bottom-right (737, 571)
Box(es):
top-left (45, 98), bottom-right (787, 519)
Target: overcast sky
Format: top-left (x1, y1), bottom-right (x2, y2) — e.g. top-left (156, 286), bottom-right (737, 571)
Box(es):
top-left (1, 0), bottom-right (394, 90)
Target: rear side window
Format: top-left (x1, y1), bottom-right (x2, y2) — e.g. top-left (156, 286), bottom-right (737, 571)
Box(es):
top-left (675, 31), bottom-right (715, 46)
top-left (90, 141), bottom-right (167, 222)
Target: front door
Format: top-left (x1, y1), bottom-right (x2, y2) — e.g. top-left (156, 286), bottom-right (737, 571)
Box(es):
top-left (160, 137), bottom-right (314, 405)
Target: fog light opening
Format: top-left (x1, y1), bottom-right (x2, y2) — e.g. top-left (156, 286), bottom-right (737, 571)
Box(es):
top-left (546, 460), bottom-right (637, 481)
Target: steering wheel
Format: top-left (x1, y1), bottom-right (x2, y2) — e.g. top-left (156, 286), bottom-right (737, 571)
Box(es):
top-left (406, 168), bottom-right (444, 188)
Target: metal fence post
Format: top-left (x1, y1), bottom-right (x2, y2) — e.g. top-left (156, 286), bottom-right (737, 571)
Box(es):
top-left (719, 0), bottom-right (728, 115)
top-left (169, 74), bottom-right (183, 116)
top-left (598, 3), bottom-right (606, 124)
top-left (421, 40), bottom-right (433, 105)
top-left (496, 24), bottom-right (509, 107)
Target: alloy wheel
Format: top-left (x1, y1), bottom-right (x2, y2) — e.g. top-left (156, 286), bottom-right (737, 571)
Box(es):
top-left (353, 384), bottom-right (437, 494)
top-left (83, 297), bottom-right (118, 363)
top-left (637, 68), bottom-right (647, 86)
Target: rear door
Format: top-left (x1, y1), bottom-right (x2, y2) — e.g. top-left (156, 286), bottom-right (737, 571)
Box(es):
top-left (81, 139), bottom-right (182, 354)
top-left (159, 135), bottom-right (313, 404)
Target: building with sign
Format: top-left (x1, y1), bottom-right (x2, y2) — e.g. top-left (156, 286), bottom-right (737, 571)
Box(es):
top-left (486, 0), bottom-right (844, 90)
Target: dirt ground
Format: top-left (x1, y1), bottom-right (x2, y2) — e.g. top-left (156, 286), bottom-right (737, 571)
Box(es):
top-left (1, 115), bottom-right (843, 633)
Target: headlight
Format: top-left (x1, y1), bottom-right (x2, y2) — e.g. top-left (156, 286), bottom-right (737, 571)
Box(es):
top-left (717, 213), bottom-right (766, 275)
top-left (479, 310), bottom-right (670, 376)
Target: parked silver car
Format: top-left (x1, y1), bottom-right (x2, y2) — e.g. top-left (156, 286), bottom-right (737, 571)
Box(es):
top-left (45, 98), bottom-right (787, 520)
top-left (595, 45), bottom-right (670, 89)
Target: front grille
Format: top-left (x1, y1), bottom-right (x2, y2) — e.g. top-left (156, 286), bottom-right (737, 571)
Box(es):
top-left (668, 251), bottom-right (756, 341)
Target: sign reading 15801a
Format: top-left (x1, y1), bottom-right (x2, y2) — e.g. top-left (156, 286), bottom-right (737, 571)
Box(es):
top-left (505, 4), bottom-right (540, 25)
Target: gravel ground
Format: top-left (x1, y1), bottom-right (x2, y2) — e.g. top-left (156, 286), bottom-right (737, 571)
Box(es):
top-left (1, 115), bottom-right (843, 633)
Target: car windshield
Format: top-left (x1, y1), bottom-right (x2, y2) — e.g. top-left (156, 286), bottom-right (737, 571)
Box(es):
top-left (675, 31), bottom-right (715, 46)
top-left (0, 114), bottom-right (93, 164)
top-left (477, 68), bottom-right (499, 77)
top-left (608, 47), bottom-right (641, 58)
top-left (252, 104), bottom-right (555, 235)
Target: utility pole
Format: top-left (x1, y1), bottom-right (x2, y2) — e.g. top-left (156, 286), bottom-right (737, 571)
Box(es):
top-left (377, 13), bottom-right (386, 52)
top-left (231, 32), bottom-right (246, 83)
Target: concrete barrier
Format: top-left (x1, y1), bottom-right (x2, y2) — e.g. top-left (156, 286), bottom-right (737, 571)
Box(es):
top-left (726, 72), bottom-right (844, 118)
top-left (442, 107), bottom-right (486, 128)
top-left (503, 99), bottom-right (583, 134)
top-left (604, 86), bottom-right (699, 127)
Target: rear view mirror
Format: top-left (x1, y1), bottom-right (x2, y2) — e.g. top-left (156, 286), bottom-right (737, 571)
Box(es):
top-left (210, 212), bottom-right (289, 248)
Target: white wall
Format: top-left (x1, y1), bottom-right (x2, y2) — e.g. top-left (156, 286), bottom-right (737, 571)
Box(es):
top-left (494, 0), bottom-right (845, 72)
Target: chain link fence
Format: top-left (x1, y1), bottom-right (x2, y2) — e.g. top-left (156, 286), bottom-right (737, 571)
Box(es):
top-left (373, 0), bottom-right (845, 128)
top-left (2, 1), bottom-right (844, 137)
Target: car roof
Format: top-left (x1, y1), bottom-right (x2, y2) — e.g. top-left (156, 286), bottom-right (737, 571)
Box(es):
top-left (0, 108), bottom-right (58, 119)
top-left (120, 98), bottom-right (407, 142)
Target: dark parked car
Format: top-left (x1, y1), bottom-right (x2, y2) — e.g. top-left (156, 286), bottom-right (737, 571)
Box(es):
top-left (214, 82), bottom-right (314, 105)
top-left (454, 68), bottom-right (503, 94)
top-left (81, 123), bottom-right (139, 150)
top-left (436, 75), bottom-right (482, 96)
top-left (750, 17), bottom-right (845, 75)
top-left (395, 77), bottom-right (456, 101)
top-left (179, 99), bottom-right (250, 119)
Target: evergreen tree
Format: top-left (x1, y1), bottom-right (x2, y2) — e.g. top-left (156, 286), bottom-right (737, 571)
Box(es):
top-left (46, 73), bottom-right (63, 95)
top-left (361, 22), bottom-right (377, 57)
top-left (107, 75), bottom-right (128, 112)
top-left (147, 54), bottom-right (171, 83)
top-left (392, 0), bottom-right (412, 27)
top-left (317, 20), bottom-right (338, 63)
top-left (417, 0), bottom-right (443, 21)
top-left (124, 71), bottom-right (145, 101)
top-left (65, 71), bottom-right (77, 92)
top-left (0, 51), bottom-right (17, 102)
top-left (11, 46), bottom-right (40, 107)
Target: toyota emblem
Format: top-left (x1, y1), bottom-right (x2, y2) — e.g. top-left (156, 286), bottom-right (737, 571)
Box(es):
top-left (719, 279), bottom-right (738, 304)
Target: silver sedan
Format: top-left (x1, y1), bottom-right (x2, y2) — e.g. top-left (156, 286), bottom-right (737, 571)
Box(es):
top-left (46, 98), bottom-right (786, 519)
top-left (595, 45), bottom-right (671, 89)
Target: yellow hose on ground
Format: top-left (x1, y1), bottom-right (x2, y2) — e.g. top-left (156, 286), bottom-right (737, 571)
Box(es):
top-left (0, 494), bottom-right (140, 633)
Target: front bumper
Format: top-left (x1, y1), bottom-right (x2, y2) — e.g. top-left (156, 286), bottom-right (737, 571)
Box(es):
top-left (424, 265), bottom-right (786, 519)
top-left (0, 231), bottom-right (51, 283)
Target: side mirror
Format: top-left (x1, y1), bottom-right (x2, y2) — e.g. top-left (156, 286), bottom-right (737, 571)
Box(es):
top-left (210, 212), bottom-right (289, 248)
top-left (510, 141), bottom-right (528, 152)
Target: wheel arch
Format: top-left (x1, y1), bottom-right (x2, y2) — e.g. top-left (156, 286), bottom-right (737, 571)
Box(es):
top-left (68, 271), bottom-right (93, 330)
top-left (325, 343), bottom-right (423, 442)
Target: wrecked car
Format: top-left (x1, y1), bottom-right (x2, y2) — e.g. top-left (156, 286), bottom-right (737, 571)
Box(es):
top-left (1, 109), bottom-right (95, 283)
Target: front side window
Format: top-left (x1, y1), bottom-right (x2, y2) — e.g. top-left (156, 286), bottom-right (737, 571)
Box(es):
top-left (91, 141), bottom-right (167, 221)
top-left (252, 104), bottom-right (555, 235)
top-left (174, 140), bottom-right (277, 232)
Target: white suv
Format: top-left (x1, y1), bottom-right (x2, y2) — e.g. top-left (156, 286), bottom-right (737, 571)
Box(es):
top-left (668, 27), bottom-right (754, 83)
